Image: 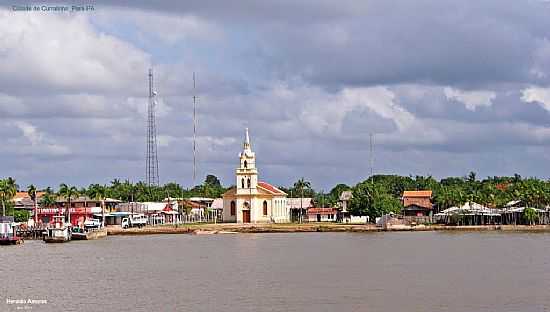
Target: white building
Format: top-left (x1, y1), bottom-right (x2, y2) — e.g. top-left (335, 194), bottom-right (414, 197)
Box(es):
top-left (223, 128), bottom-right (289, 223)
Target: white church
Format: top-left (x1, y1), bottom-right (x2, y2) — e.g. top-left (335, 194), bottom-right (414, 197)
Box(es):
top-left (222, 128), bottom-right (290, 223)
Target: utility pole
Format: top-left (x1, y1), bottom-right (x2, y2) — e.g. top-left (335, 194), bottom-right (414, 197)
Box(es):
top-left (370, 133), bottom-right (375, 224)
top-left (192, 72), bottom-right (197, 188)
top-left (370, 133), bottom-right (374, 187)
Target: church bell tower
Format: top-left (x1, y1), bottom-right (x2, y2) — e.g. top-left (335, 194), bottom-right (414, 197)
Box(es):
top-left (236, 128), bottom-right (258, 195)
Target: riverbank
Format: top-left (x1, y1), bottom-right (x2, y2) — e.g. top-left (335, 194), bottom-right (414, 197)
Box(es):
top-left (105, 223), bottom-right (550, 235)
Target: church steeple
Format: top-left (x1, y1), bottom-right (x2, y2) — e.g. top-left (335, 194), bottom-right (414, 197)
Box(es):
top-left (236, 127), bottom-right (257, 194)
top-left (243, 127), bottom-right (251, 151)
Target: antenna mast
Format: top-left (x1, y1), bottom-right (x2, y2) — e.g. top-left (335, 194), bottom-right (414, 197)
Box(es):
top-left (192, 72), bottom-right (197, 187)
top-left (146, 68), bottom-right (160, 186)
top-left (370, 133), bottom-right (374, 186)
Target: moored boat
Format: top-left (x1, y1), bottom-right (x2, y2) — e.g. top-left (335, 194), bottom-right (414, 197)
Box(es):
top-left (44, 216), bottom-right (71, 243)
top-left (0, 216), bottom-right (23, 245)
top-left (71, 227), bottom-right (107, 240)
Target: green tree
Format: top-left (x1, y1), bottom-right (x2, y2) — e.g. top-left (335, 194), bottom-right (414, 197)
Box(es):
top-left (204, 174), bottom-right (222, 188)
top-left (58, 183), bottom-right (79, 223)
top-left (0, 178), bottom-right (17, 216)
top-left (88, 184), bottom-right (107, 226)
top-left (349, 181), bottom-right (401, 221)
top-left (523, 207), bottom-right (538, 225)
top-left (40, 187), bottom-right (57, 208)
top-left (13, 210), bottom-right (29, 223)
top-left (27, 184), bottom-right (37, 223)
top-left (293, 178), bottom-right (311, 223)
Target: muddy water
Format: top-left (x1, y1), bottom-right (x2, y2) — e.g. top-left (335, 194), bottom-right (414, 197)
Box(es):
top-left (1, 232), bottom-right (549, 311)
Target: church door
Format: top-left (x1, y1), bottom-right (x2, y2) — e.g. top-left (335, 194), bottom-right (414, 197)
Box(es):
top-left (242, 210), bottom-right (251, 223)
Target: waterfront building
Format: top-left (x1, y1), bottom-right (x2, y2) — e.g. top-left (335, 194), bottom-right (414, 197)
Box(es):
top-left (37, 196), bottom-right (121, 226)
top-left (401, 190), bottom-right (433, 216)
top-left (306, 207), bottom-right (338, 222)
top-left (222, 128), bottom-right (289, 223)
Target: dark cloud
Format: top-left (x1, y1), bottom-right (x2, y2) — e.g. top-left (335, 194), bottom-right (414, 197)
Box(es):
top-left (1, 1), bottom-right (550, 190)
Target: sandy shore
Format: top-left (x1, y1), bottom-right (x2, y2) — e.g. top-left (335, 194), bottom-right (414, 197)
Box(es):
top-left (106, 223), bottom-right (550, 235)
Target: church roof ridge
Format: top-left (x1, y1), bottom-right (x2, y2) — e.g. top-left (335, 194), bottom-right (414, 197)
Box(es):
top-left (257, 181), bottom-right (286, 195)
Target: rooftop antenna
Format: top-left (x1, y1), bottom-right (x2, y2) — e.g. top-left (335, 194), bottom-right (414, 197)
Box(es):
top-left (192, 72), bottom-right (197, 187)
top-left (146, 68), bottom-right (160, 186)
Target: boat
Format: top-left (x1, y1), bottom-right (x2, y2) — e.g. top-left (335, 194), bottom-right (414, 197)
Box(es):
top-left (71, 218), bottom-right (107, 240)
top-left (193, 230), bottom-right (217, 235)
top-left (44, 216), bottom-right (71, 243)
top-left (71, 226), bottom-right (107, 240)
top-left (0, 216), bottom-right (23, 245)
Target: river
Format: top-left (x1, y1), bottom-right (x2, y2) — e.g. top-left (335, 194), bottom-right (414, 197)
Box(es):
top-left (1, 232), bottom-right (549, 311)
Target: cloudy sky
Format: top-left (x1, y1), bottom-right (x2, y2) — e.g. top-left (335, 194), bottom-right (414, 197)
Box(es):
top-left (1, 1), bottom-right (550, 190)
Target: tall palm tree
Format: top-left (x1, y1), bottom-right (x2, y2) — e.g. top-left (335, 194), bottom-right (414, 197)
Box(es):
top-left (88, 184), bottom-right (107, 227)
top-left (0, 178), bottom-right (17, 217)
top-left (58, 183), bottom-right (78, 225)
top-left (40, 187), bottom-right (56, 208)
top-left (294, 178), bottom-right (311, 223)
top-left (27, 184), bottom-right (37, 224)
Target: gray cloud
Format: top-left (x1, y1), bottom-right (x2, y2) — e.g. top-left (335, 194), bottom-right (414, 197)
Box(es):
top-left (1, 1), bottom-right (550, 190)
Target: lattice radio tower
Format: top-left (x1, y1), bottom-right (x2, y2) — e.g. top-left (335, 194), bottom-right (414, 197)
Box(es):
top-left (146, 68), bottom-right (160, 186)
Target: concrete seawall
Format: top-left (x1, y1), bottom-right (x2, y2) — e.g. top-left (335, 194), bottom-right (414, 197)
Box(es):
top-left (106, 223), bottom-right (550, 236)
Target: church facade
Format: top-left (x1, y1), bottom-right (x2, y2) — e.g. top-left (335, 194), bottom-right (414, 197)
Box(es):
top-left (222, 128), bottom-right (289, 223)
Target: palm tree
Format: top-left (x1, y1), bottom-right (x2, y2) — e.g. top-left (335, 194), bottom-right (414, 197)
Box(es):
top-left (293, 178), bottom-right (311, 223)
top-left (40, 187), bottom-right (56, 208)
top-left (0, 178), bottom-right (17, 217)
top-left (58, 183), bottom-right (79, 225)
top-left (88, 184), bottom-right (107, 227)
top-left (27, 184), bottom-right (37, 224)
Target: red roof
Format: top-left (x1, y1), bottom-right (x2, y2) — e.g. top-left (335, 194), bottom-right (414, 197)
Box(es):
top-left (307, 208), bottom-right (337, 215)
top-left (257, 181), bottom-right (286, 195)
top-left (403, 190), bottom-right (432, 198)
top-left (162, 203), bottom-right (173, 211)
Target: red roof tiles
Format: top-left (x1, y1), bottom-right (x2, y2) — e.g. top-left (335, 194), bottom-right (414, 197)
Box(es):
top-left (403, 190), bottom-right (432, 197)
top-left (258, 181), bottom-right (286, 195)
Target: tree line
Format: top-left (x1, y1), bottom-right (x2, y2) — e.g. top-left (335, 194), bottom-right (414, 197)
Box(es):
top-left (2, 172), bottom-right (550, 223)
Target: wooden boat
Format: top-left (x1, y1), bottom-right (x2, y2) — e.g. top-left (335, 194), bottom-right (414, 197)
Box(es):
top-left (193, 230), bottom-right (217, 235)
top-left (44, 216), bottom-right (71, 243)
top-left (71, 227), bottom-right (107, 240)
top-left (0, 217), bottom-right (23, 245)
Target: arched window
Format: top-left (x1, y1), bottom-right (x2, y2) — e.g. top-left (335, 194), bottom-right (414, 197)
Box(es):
top-left (230, 201), bottom-right (236, 216)
top-left (263, 200), bottom-right (268, 216)
top-left (247, 178), bottom-right (251, 188)
top-left (241, 178), bottom-right (245, 188)
top-left (244, 160), bottom-right (248, 168)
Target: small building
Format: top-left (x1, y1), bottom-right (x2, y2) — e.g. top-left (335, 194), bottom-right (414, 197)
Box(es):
top-left (307, 207), bottom-right (338, 222)
top-left (187, 197), bottom-right (215, 208)
top-left (402, 190), bottom-right (433, 216)
top-left (338, 191), bottom-right (352, 212)
top-left (287, 198), bottom-right (314, 222)
top-left (211, 198), bottom-right (223, 222)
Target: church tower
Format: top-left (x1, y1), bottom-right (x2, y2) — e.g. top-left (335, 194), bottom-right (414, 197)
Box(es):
top-left (236, 128), bottom-right (258, 195)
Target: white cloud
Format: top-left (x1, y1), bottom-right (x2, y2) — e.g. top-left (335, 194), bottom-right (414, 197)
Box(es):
top-left (521, 86), bottom-right (550, 111)
top-left (341, 87), bottom-right (414, 131)
top-left (444, 87), bottom-right (496, 111)
top-left (0, 9), bottom-right (150, 95)
top-left (12, 121), bottom-right (71, 156)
